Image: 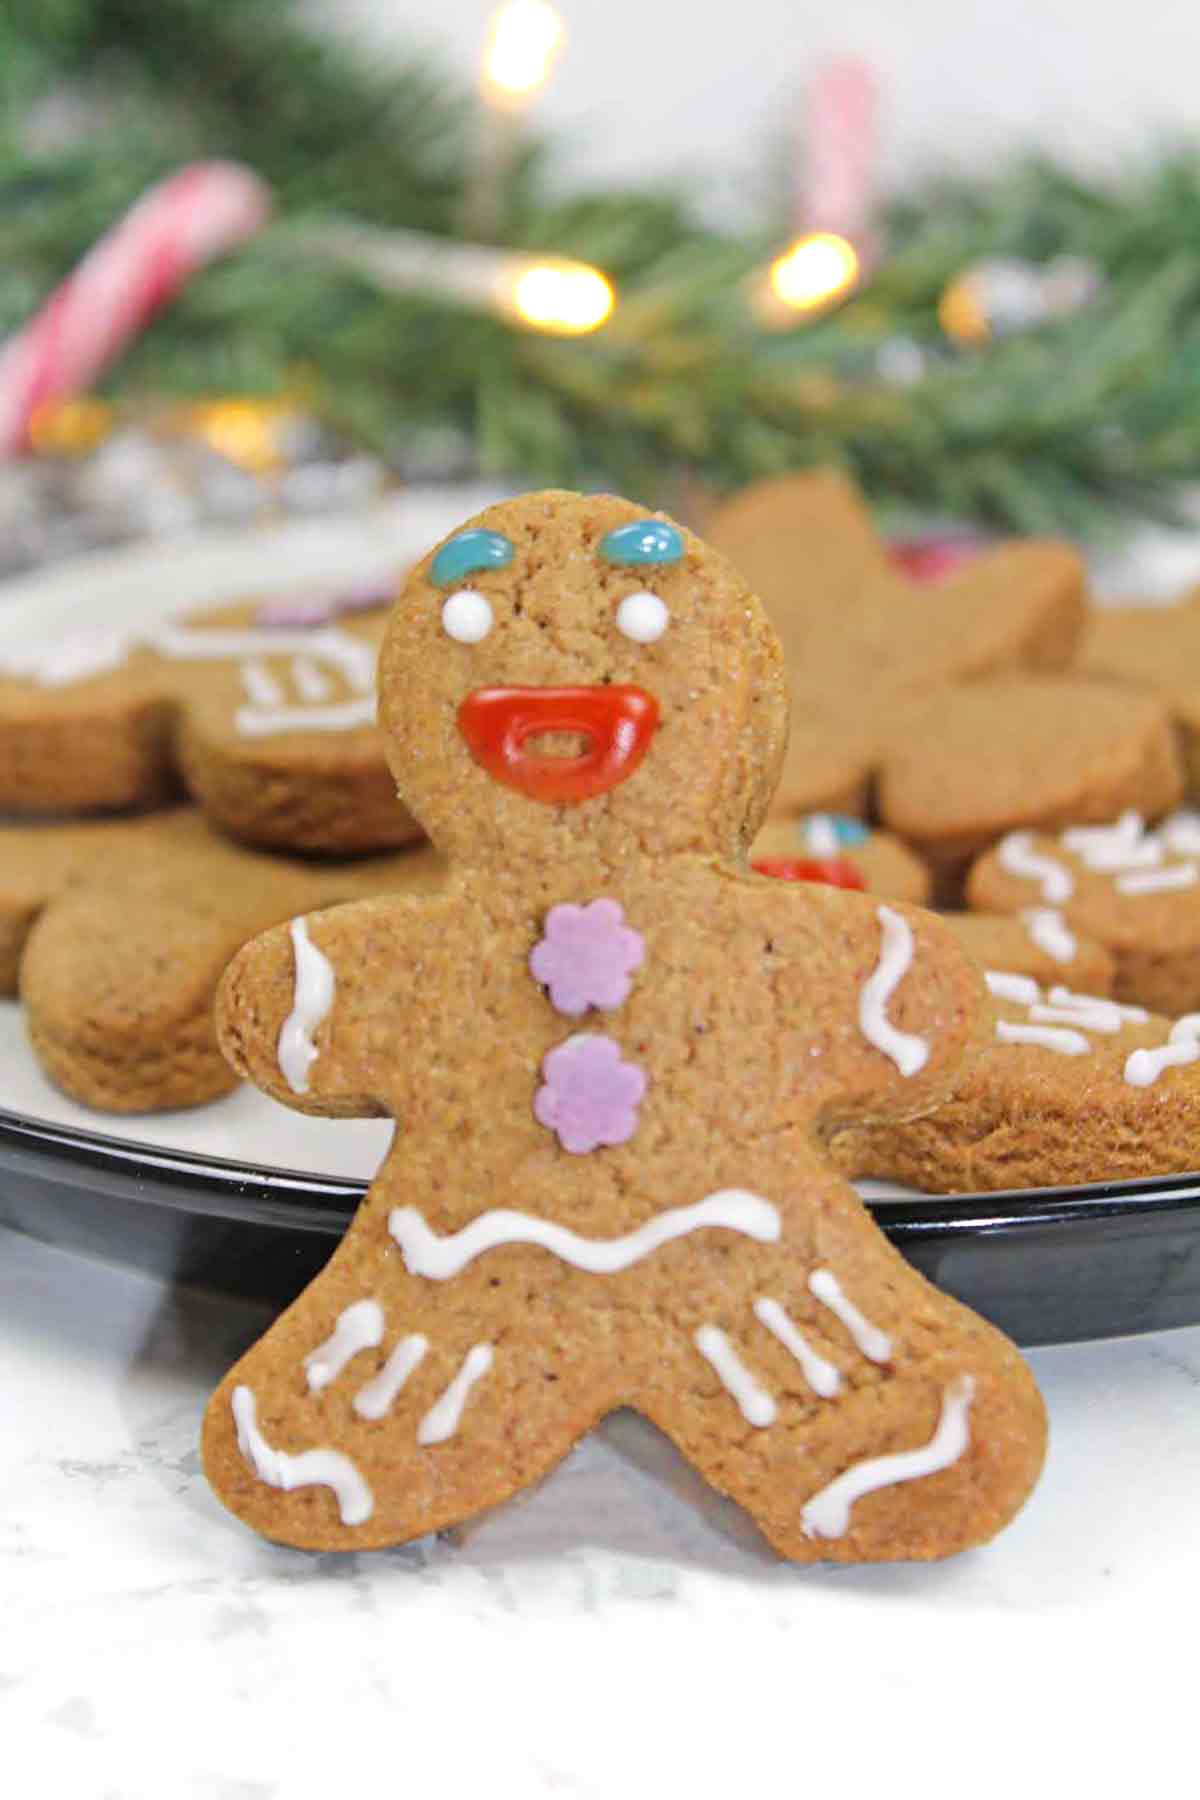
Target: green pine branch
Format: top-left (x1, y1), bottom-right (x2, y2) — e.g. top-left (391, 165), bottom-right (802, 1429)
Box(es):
top-left (6, 1), bottom-right (1200, 532)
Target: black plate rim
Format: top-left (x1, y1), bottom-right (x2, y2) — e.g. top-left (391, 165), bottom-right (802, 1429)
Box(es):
top-left (4, 1102), bottom-right (1199, 1248)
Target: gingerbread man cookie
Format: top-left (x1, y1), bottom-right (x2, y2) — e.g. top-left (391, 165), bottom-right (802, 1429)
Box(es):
top-left (834, 972), bottom-right (1200, 1192)
top-left (968, 810), bottom-right (1200, 1015)
top-left (202, 492), bottom-right (1046, 1563)
top-left (0, 583), bottom-right (418, 853)
top-left (1, 809), bottom-right (444, 1112)
top-left (703, 470), bottom-right (1086, 701)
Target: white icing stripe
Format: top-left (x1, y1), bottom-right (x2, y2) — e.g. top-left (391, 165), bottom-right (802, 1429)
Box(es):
top-left (753, 1297), bottom-right (840, 1398)
top-left (231, 1385), bottom-right (373, 1526)
top-left (1117, 862), bottom-right (1198, 894)
top-left (858, 905), bottom-right (928, 1078)
top-left (417, 1345), bottom-right (494, 1445)
top-left (353, 1334), bottom-right (429, 1420)
top-left (1161, 812), bottom-right (1200, 857)
top-left (1020, 907), bottom-right (1077, 964)
top-left (236, 694), bottom-right (378, 737)
top-left (303, 1300), bottom-right (384, 1393)
top-left (1029, 990), bottom-right (1148, 1034)
top-left (1124, 1013), bottom-right (1200, 1088)
top-left (998, 832), bottom-right (1074, 902)
top-left (388, 1190), bottom-right (782, 1281)
top-left (1062, 812), bottom-right (1159, 872)
top-left (804, 814), bottom-right (840, 857)
top-left (0, 631), bottom-right (135, 687)
top-left (984, 970), bottom-right (1041, 1006)
top-left (147, 622), bottom-right (376, 691)
top-left (1047, 986), bottom-right (1147, 1023)
top-left (808, 1269), bottom-right (892, 1363)
top-left (995, 1019), bottom-right (1090, 1055)
top-left (1030, 1002), bottom-right (1122, 1034)
top-left (801, 1375), bottom-right (975, 1539)
top-left (292, 655), bottom-right (332, 702)
top-left (240, 659), bottom-right (285, 708)
top-left (277, 917), bottom-right (336, 1095)
top-left (695, 1326), bottom-right (776, 1426)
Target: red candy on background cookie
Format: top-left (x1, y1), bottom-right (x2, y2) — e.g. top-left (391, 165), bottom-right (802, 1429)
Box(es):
top-left (203, 490), bottom-right (1046, 1565)
top-left (752, 855), bottom-right (866, 889)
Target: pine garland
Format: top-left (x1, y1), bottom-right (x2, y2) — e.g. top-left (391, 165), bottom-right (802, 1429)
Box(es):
top-left (5, 1), bottom-right (1200, 533)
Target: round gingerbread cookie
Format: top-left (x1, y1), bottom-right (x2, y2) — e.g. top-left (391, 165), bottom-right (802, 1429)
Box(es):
top-left (0, 584), bottom-right (421, 853)
top-left (968, 810), bottom-right (1200, 1015)
top-left (203, 489), bottom-right (1046, 1566)
top-left (749, 812), bottom-right (931, 904)
top-left (940, 910), bottom-right (1114, 996)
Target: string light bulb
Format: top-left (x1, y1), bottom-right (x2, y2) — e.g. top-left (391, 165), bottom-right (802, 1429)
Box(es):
top-left (502, 258), bottom-right (615, 335)
top-left (482, 1), bottom-right (566, 105)
top-left (768, 232), bottom-right (860, 315)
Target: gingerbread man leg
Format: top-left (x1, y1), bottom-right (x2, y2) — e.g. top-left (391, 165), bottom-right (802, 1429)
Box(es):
top-left (626, 1168), bottom-right (1043, 1563)
top-left (203, 1230), bottom-right (622, 1550)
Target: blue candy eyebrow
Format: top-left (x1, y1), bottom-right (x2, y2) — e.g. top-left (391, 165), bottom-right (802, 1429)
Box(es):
top-left (431, 528), bottom-right (515, 587)
top-left (599, 519), bottom-right (685, 567)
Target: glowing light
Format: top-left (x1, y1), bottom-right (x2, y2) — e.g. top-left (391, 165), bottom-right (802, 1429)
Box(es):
top-left (28, 396), bottom-right (113, 456)
top-left (504, 259), bottom-right (615, 335)
top-left (938, 277), bottom-right (991, 346)
top-left (769, 232), bottom-right (860, 314)
top-left (187, 398), bottom-right (297, 473)
top-left (770, 234), bottom-right (863, 315)
top-left (482, 1), bottom-right (565, 102)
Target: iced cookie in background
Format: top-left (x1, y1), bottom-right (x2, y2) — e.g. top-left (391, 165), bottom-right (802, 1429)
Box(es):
top-left (0, 582), bottom-right (421, 853)
top-left (702, 468), bottom-right (1086, 695)
top-left (874, 677), bottom-right (1183, 895)
top-left (204, 489), bottom-right (1046, 1566)
top-left (939, 910), bottom-right (1115, 997)
top-left (967, 810), bottom-right (1200, 1016)
top-left (832, 973), bottom-right (1200, 1194)
top-left (749, 812), bottom-right (932, 905)
top-left (2, 809), bottom-right (446, 1112)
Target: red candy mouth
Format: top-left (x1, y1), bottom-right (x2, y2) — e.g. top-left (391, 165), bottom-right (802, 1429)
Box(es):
top-left (752, 856), bottom-right (866, 890)
top-left (457, 685), bottom-right (659, 804)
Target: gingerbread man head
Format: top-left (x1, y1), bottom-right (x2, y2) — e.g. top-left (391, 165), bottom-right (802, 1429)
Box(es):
top-left (205, 491), bottom-right (1046, 1565)
top-left (378, 492), bottom-right (788, 871)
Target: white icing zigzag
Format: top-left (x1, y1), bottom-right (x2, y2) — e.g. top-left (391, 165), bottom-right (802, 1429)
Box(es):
top-left (388, 1190), bottom-right (782, 1280)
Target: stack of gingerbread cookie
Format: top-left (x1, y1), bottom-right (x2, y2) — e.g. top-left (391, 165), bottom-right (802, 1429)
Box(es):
top-left (6, 471), bottom-right (1200, 1206)
top-left (703, 468), bottom-right (1200, 1192)
top-left (0, 583), bottom-right (448, 1111)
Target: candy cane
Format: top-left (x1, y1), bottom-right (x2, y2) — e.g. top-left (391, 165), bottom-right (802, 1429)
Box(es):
top-left (800, 58), bottom-right (878, 264)
top-left (0, 161), bottom-right (272, 457)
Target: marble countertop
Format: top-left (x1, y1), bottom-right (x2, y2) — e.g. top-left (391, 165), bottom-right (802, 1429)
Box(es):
top-left (2, 1222), bottom-right (1197, 1797)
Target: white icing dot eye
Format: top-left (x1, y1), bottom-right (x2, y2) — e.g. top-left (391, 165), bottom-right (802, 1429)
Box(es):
top-left (615, 591), bottom-right (669, 644)
top-left (441, 589), bottom-right (494, 644)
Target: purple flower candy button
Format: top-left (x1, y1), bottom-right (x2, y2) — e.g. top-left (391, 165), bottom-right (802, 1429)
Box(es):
top-left (529, 898), bottom-right (645, 1016)
top-left (533, 1034), bottom-right (646, 1155)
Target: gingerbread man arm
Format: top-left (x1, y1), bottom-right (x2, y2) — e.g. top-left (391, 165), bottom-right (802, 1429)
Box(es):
top-left (736, 877), bottom-right (986, 1131)
top-left (216, 892), bottom-right (458, 1119)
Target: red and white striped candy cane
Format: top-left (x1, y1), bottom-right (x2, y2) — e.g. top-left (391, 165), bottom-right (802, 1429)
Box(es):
top-left (800, 58), bottom-right (878, 264)
top-left (0, 161), bottom-right (272, 457)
